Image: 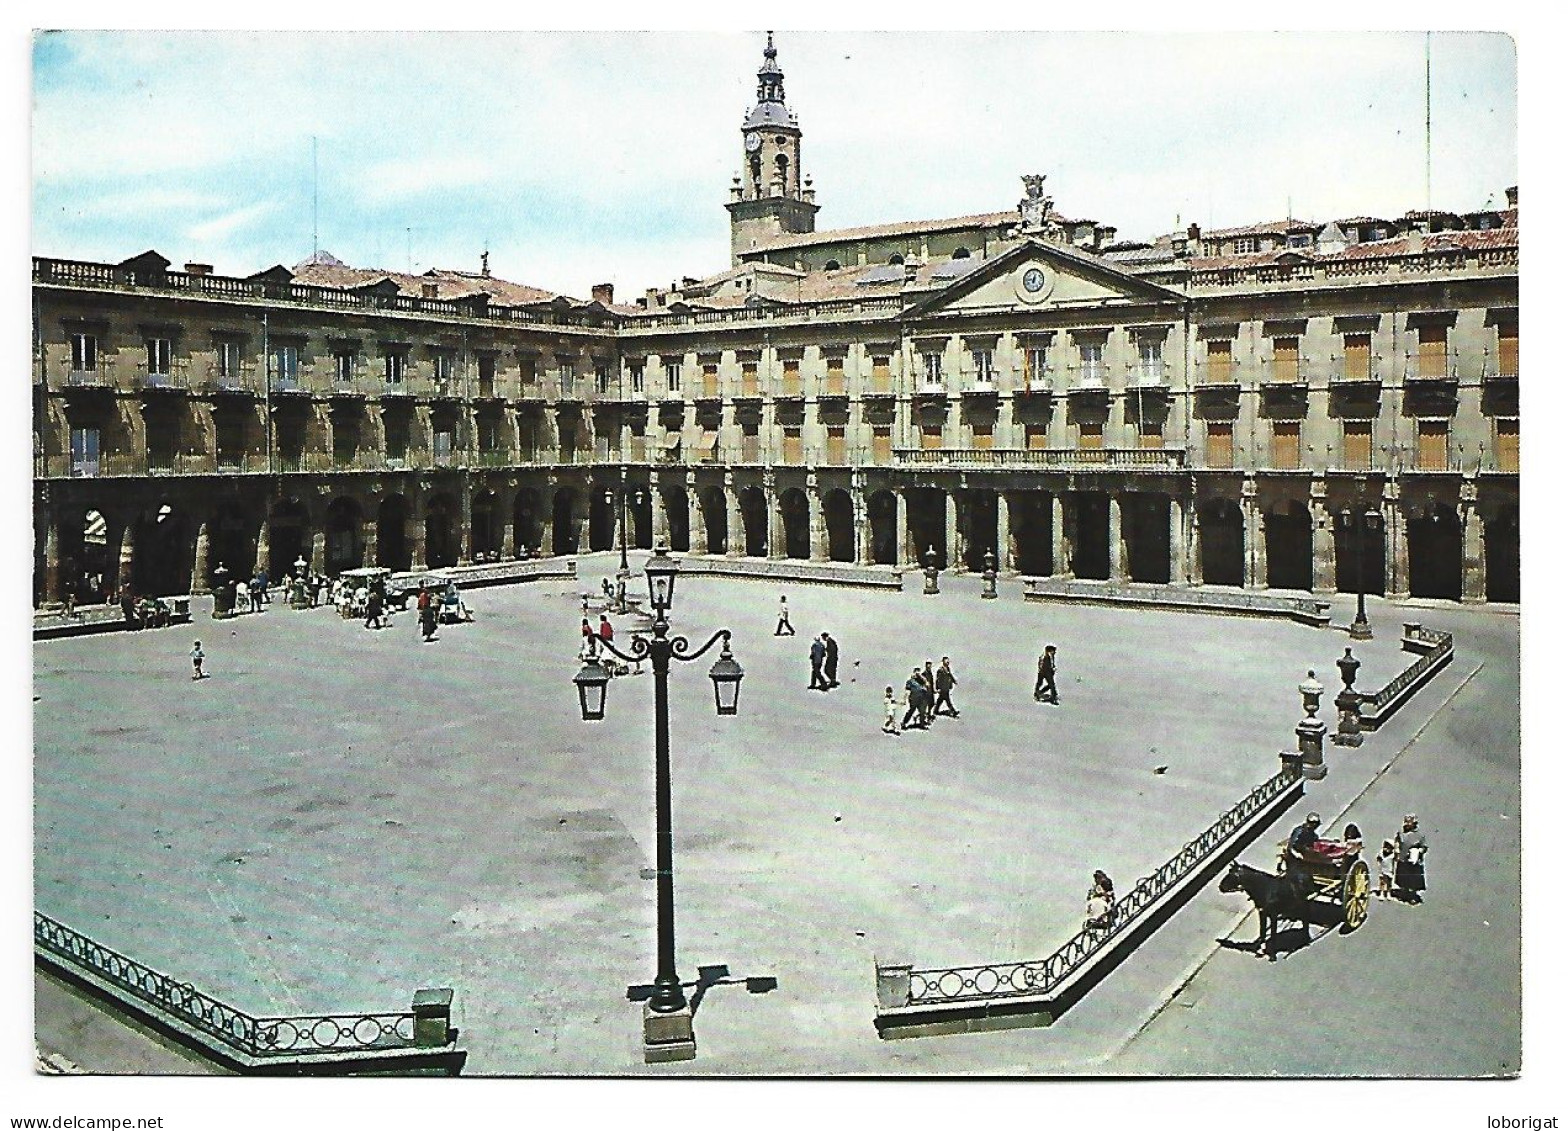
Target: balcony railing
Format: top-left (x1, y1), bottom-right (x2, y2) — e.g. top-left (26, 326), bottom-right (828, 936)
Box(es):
top-left (61, 358), bottom-right (116, 387)
top-left (1129, 361), bottom-right (1169, 387)
top-left (206, 363), bottom-right (259, 394)
top-left (134, 360), bottom-right (191, 390)
top-left (894, 447), bottom-right (1186, 469)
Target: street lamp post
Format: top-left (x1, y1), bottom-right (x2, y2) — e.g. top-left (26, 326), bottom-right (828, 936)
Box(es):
top-left (572, 545), bottom-right (743, 1063)
top-left (604, 475), bottom-right (643, 612)
top-left (1338, 479), bottom-right (1384, 640)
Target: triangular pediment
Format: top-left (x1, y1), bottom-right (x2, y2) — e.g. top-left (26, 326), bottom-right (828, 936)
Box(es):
top-left (905, 240), bottom-right (1183, 317)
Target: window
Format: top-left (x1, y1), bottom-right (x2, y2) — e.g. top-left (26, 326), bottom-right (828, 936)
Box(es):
top-left (871, 424), bottom-right (892, 464)
top-left (629, 363), bottom-right (644, 393)
top-left (824, 259), bottom-right (841, 271)
top-left (1342, 333), bottom-right (1372, 381)
top-left (740, 420), bottom-right (761, 462)
top-left (215, 413), bottom-right (245, 467)
top-left (433, 352), bottom-right (455, 384)
top-left (1077, 340), bottom-right (1105, 384)
top-left (1271, 337), bottom-right (1300, 383)
top-left (216, 340), bottom-right (241, 381)
top-left (596, 365), bottom-right (613, 395)
top-left (271, 344), bottom-right (299, 384)
top-left (971, 421), bottom-right (994, 450)
top-left (1342, 420), bottom-right (1373, 469)
top-left (478, 417), bottom-right (500, 453)
top-left (781, 358), bottom-right (801, 396)
top-left (335, 351), bottom-right (357, 384)
top-left (382, 351), bottom-right (404, 385)
top-left (870, 355), bottom-right (891, 394)
top-left (145, 337), bottom-right (172, 377)
top-left (971, 348), bottom-right (994, 384)
top-left (384, 413), bottom-right (410, 460)
top-left (1287, 233), bottom-right (1312, 248)
top-left (1136, 338), bottom-right (1163, 384)
top-left (69, 332), bottom-right (97, 375)
top-left (1025, 346), bottom-right (1052, 389)
top-left (1206, 421), bottom-right (1234, 468)
top-left (1270, 421), bottom-right (1301, 468)
top-left (521, 357), bottom-right (538, 386)
top-left (920, 421), bottom-right (943, 450)
top-left (1024, 422), bottom-right (1049, 451)
top-left (69, 426), bottom-right (100, 476)
top-left (664, 359), bottom-right (682, 392)
top-left (1234, 237), bottom-right (1259, 254)
top-left (333, 414), bottom-right (359, 464)
top-left (1417, 419), bottom-right (1449, 470)
top-left (1416, 324), bottom-right (1448, 379)
top-left (922, 352), bottom-right (943, 387)
top-left (1137, 416), bottom-right (1163, 449)
top-left (1496, 323), bottom-right (1518, 378)
top-left (826, 424), bottom-right (847, 463)
top-left (825, 356), bottom-right (846, 395)
top-left (700, 362), bottom-right (719, 398)
top-left (782, 424), bottom-right (803, 463)
top-left (557, 363), bottom-right (576, 395)
top-left (433, 429), bottom-right (454, 466)
top-left (1204, 339), bottom-right (1233, 384)
top-left (740, 361), bottom-right (759, 396)
top-left (1495, 418), bottom-right (1519, 473)
top-left (1077, 417), bottom-right (1104, 450)
top-left (478, 354), bottom-right (497, 396)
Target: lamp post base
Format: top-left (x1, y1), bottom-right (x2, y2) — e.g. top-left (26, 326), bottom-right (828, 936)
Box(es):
top-left (1348, 619), bottom-right (1373, 641)
top-left (643, 1003), bottom-right (697, 1064)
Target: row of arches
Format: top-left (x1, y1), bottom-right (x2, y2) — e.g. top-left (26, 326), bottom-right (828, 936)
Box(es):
top-left (38, 483), bottom-right (1520, 607)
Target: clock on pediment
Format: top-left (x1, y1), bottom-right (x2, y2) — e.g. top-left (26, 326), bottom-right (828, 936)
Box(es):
top-left (1014, 263), bottom-right (1057, 304)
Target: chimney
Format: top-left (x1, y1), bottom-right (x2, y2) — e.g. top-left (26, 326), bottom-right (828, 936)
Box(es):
top-left (184, 262), bottom-right (212, 276)
top-left (1505, 185), bottom-right (1518, 209)
top-left (591, 283), bottom-right (615, 305)
top-left (903, 260), bottom-right (920, 284)
top-left (1187, 223), bottom-right (1202, 242)
top-left (421, 283), bottom-right (439, 299)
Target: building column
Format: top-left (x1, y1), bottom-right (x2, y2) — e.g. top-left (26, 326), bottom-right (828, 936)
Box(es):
top-left (1385, 484), bottom-right (1409, 599)
top-left (1310, 479), bottom-right (1334, 594)
top-left (409, 496), bottom-right (428, 569)
top-left (944, 489), bottom-right (960, 571)
top-left (361, 509), bottom-right (379, 568)
top-left (764, 473), bottom-right (783, 559)
top-left (724, 475), bottom-right (743, 556)
top-left (457, 481), bottom-right (474, 565)
top-left (1108, 491), bottom-right (1128, 583)
top-left (688, 484), bottom-right (706, 555)
top-left (1188, 499), bottom-right (1204, 585)
top-left (1052, 492), bottom-right (1070, 577)
top-left (651, 474), bottom-right (670, 547)
top-left (895, 488), bottom-right (911, 567)
top-left (41, 504), bottom-right (62, 605)
top-left (1168, 494), bottom-right (1187, 586)
top-left (1241, 479), bottom-right (1263, 589)
top-left (807, 479), bottom-right (827, 562)
top-left (997, 490), bottom-right (1015, 573)
top-left (255, 512), bottom-right (271, 577)
top-left (192, 520), bottom-right (210, 594)
top-left (118, 514), bottom-right (137, 592)
top-left (537, 480), bottom-right (555, 558)
top-left (310, 526), bottom-right (327, 573)
top-left (502, 517), bottom-right (516, 559)
top-left (852, 482), bottom-right (872, 565)
top-left (1460, 479), bottom-right (1485, 603)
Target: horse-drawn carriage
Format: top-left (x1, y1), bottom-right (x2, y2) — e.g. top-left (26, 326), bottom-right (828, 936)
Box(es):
top-left (1220, 829), bottom-right (1370, 956)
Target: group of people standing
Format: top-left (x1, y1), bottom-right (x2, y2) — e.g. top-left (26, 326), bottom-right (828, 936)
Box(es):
top-left (1287, 811), bottom-right (1430, 904)
top-left (884, 658), bottom-right (960, 735)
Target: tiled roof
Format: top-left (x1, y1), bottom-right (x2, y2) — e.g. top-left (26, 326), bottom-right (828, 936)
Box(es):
top-left (289, 260), bottom-right (568, 306)
top-left (1204, 218), bottom-right (1320, 239)
top-left (746, 210), bottom-right (1017, 253)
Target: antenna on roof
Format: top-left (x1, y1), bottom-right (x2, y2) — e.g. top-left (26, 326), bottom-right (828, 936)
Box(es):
top-left (481, 239), bottom-right (490, 278)
top-left (311, 136), bottom-right (319, 258)
top-left (1425, 32), bottom-right (1433, 210)
top-left (406, 226), bottom-right (412, 274)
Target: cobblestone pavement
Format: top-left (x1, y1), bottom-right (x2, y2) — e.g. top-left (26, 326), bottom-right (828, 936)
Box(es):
top-left (31, 556), bottom-right (1518, 1076)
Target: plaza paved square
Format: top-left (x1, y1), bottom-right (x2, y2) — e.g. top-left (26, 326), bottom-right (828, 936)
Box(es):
top-left (33, 555), bottom-right (1511, 1074)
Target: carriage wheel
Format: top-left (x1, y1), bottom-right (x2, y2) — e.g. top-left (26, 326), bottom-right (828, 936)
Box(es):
top-left (1341, 860), bottom-right (1371, 930)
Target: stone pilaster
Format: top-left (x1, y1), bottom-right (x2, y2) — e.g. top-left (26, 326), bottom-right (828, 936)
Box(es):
top-left (1168, 493), bottom-right (1187, 586)
top-left (1108, 491), bottom-right (1128, 582)
top-left (1310, 477), bottom-right (1335, 594)
top-left (997, 490), bottom-right (1015, 573)
top-left (806, 475), bottom-right (827, 561)
top-left (1460, 478), bottom-right (1485, 603)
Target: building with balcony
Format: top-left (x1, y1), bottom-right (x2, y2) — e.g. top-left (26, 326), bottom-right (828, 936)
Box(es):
top-left (32, 35), bottom-right (1519, 609)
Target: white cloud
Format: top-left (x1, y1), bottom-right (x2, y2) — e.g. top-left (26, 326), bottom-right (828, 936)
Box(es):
top-left (185, 201), bottom-right (278, 244)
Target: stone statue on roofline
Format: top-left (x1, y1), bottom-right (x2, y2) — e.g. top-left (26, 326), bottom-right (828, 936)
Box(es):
top-left (1017, 173), bottom-right (1064, 242)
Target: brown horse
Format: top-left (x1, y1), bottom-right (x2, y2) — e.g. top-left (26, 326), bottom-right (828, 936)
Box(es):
top-left (1218, 861), bottom-right (1311, 959)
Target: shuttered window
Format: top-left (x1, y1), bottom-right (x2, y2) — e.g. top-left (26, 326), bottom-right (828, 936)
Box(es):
top-left (1077, 418), bottom-right (1103, 450)
top-left (702, 363), bottom-right (719, 398)
top-left (1138, 417), bottom-right (1163, 449)
top-left (871, 425), bottom-right (892, 464)
top-left (1271, 421), bottom-right (1301, 468)
top-left (782, 425), bottom-right (803, 462)
top-left (1342, 420), bottom-right (1372, 470)
top-left (920, 422), bottom-right (944, 450)
top-left (740, 362), bottom-right (759, 396)
top-left (825, 425), bottom-right (847, 464)
top-left (781, 358), bottom-right (802, 396)
top-left (1205, 339), bottom-right (1233, 384)
top-left (870, 356), bottom-right (892, 394)
top-left (740, 424), bottom-right (761, 462)
top-left (1025, 422), bottom-right (1049, 451)
top-left (1271, 337), bottom-right (1300, 383)
top-left (824, 356), bottom-right (846, 396)
top-left (971, 422), bottom-right (994, 450)
top-left (1343, 333), bottom-right (1372, 380)
top-left (699, 430), bottom-right (719, 462)
top-left (1206, 421), bottom-right (1233, 468)
top-left (1417, 419), bottom-right (1449, 470)
top-left (1496, 324), bottom-right (1518, 378)
top-left (1417, 325), bottom-right (1448, 379)
top-left (1495, 418), bottom-right (1518, 472)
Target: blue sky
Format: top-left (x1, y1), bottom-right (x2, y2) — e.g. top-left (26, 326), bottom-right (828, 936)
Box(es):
top-left (30, 28), bottom-right (1517, 298)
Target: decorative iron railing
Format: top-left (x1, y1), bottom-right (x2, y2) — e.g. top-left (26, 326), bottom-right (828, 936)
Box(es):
top-left (894, 447), bottom-right (1186, 469)
top-left (1362, 625), bottom-right (1454, 715)
top-left (893, 763), bottom-right (1300, 1008)
top-left (34, 912), bottom-right (427, 1058)
top-left (1022, 577), bottom-right (1330, 624)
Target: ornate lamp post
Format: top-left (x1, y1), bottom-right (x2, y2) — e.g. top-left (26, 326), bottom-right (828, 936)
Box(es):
top-left (1337, 479), bottom-right (1384, 640)
top-left (571, 545), bottom-right (743, 1063)
top-left (981, 548), bottom-right (998, 599)
top-left (604, 475), bottom-right (645, 612)
top-left (923, 545), bottom-right (941, 595)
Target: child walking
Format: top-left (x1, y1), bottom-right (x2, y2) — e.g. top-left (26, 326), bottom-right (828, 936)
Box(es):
top-left (190, 640), bottom-right (206, 680)
top-left (1375, 839), bottom-right (1396, 900)
top-left (882, 686), bottom-right (901, 735)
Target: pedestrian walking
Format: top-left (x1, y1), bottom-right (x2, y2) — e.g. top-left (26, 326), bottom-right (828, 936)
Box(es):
top-left (1034, 644), bottom-right (1059, 704)
top-left (1394, 814), bottom-right (1428, 903)
top-left (901, 668), bottom-right (927, 730)
top-left (417, 587), bottom-right (432, 634)
top-left (919, 661), bottom-right (937, 725)
top-left (599, 614), bottom-right (615, 644)
top-left (933, 656), bottom-right (960, 717)
top-left (1375, 840), bottom-right (1396, 900)
top-left (882, 686), bottom-right (901, 735)
top-left (420, 598), bottom-right (439, 643)
top-left (364, 586), bottom-right (384, 630)
top-left (809, 635), bottom-right (829, 690)
top-left (775, 594), bottom-right (796, 636)
top-left (190, 640), bottom-right (206, 680)
top-left (822, 632), bottom-right (840, 688)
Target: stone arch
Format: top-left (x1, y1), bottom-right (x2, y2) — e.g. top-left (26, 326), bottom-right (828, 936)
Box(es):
top-left (471, 489), bottom-right (501, 560)
top-left (1069, 492), bottom-right (1109, 581)
top-left (825, 489), bottom-right (855, 562)
top-left (1264, 498), bottom-right (1312, 592)
top-left (701, 487), bottom-right (728, 555)
top-left (1333, 502), bottom-right (1385, 598)
top-left (207, 501), bottom-right (257, 586)
top-left (1484, 504), bottom-right (1519, 604)
top-left (780, 487), bottom-right (810, 560)
top-left (551, 487), bottom-right (579, 556)
top-left (57, 505), bottom-right (114, 604)
top-left (589, 486), bottom-right (615, 551)
top-left (131, 502), bottom-right (193, 596)
top-left (424, 493), bottom-right (459, 568)
top-left (378, 494), bottom-right (412, 571)
top-left (661, 486), bottom-right (690, 553)
top-left (1199, 497), bottom-right (1244, 587)
top-left (513, 487), bottom-right (543, 557)
top-left (740, 486), bottom-right (768, 557)
top-left (1010, 491), bottom-right (1053, 576)
top-left (905, 487), bottom-right (948, 570)
top-left (1124, 493), bottom-right (1171, 584)
top-left (1407, 500), bottom-right (1462, 601)
top-left (868, 490), bottom-right (898, 566)
top-left (630, 487), bottom-right (653, 549)
top-left (324, 496), bottom-right (364, 575)
top-left (268, 496), bottom-right (311, 580)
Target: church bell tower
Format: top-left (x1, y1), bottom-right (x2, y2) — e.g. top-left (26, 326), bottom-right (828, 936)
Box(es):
top-left (726, 32), bottom-right (819, 264)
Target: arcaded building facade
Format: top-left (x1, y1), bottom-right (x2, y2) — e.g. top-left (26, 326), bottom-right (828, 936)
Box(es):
top-left (32, 37), bottom-right (1520, 609)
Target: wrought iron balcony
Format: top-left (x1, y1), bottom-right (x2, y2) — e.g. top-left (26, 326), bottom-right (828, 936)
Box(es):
top-left (893, 446), bottom-right (1187, 469)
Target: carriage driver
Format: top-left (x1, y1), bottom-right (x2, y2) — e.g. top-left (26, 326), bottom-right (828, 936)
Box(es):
top-left (1285, 812), bottom-right (1323, 884)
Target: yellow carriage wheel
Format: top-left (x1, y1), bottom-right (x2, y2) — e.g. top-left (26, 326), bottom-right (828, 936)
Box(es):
top-left (1342, 859), bottom-right (1371, 929)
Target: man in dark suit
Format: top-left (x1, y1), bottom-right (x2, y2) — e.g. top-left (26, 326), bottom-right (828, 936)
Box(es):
top-left (809, 635), bottom-right (828, 690)
top-left (822, 632), bottom-right (840, 688)
top-left (1035, 644), bottom-right (1059, 703)
top-left (901, 669), bottom-right (927, 729)
top-left (934, 656), bottom-right (959, 717)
